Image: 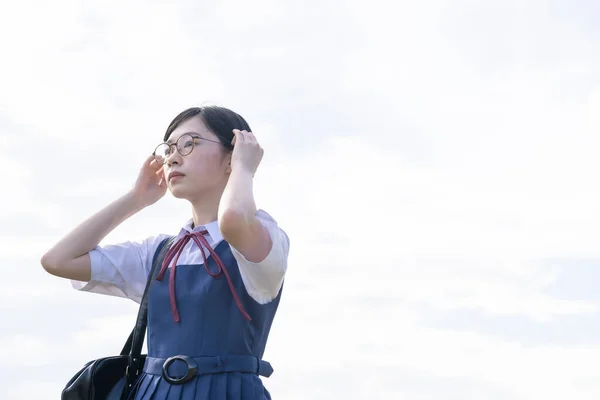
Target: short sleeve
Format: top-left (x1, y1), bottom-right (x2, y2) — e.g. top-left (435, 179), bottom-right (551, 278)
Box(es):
top-left (71, 234), bottom-right (170, 303)
top-left (230, 210), bottom-right (290, 305)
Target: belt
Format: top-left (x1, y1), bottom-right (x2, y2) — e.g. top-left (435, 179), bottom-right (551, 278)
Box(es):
top-left (143, 355), bottom-right (274, 385)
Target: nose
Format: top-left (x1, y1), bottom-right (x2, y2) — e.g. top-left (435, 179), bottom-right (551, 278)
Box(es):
top-left (165, 144), bottom-right (181, 167)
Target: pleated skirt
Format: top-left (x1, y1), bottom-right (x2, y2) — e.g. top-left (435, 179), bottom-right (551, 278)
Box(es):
top-left (132, 371), bottom-right (271, 400)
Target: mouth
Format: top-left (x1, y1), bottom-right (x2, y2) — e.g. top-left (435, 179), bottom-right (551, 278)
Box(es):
top-left (168, 171), bottom-right (185, 182)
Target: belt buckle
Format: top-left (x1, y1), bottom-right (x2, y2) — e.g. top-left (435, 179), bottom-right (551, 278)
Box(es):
top-left (162, 355), bottom-right (198, 385)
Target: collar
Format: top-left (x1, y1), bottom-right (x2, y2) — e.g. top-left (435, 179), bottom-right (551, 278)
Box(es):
top-left (176, 218), bottom-right (224, 243)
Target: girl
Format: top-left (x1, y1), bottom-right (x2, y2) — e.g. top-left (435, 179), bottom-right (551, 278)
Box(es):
top-left (41, 106), bottom-right (290, 399)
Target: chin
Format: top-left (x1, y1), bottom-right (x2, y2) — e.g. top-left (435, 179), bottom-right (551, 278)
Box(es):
top-left (170, 191), bottom-right (187, 199)
top-left (169, 183), bottom-right (205, 201)
top-left (168, 185), bottom-right (191, 199)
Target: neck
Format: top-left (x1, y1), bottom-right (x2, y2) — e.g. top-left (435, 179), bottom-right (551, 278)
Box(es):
top-left (190, 193), bottom-right (221, 227)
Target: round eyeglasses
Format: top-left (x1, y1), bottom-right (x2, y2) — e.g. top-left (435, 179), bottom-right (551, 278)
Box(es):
top-left (153, 133), bottom-right (222, 165)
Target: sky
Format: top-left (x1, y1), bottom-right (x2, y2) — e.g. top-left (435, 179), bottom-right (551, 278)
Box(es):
top-left (1, 0), bottom-right (600, 399)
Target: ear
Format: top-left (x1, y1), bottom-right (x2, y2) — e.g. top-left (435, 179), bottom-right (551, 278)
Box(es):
top-left (224, 152), bottom-right (232, 174)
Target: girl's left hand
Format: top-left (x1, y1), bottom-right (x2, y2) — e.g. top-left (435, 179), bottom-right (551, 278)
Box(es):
top-left (230, 129), bottom-right (264, 176)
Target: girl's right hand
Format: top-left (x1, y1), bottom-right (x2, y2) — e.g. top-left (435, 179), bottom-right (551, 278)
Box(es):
top-left (131, 155), bottom-right (167, 207)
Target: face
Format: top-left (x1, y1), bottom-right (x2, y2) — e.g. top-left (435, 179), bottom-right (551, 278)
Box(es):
top-left (161, 116), bottom-right (230, 200)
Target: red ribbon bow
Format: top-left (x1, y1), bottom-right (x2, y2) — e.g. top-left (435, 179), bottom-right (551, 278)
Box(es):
top-left (156, 230), bottom-right (251, 323)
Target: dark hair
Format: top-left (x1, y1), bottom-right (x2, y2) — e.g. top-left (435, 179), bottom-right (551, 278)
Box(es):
top-left (163, 106), bottom-right (252, 151)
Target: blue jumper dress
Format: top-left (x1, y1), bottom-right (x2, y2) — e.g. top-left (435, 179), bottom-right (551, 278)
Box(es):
top-left (132, 237), bottom-right (282, 399)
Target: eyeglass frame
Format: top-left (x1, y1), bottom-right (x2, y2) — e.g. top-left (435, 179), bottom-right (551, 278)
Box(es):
top-left (153, 132), bottom-right (225, 165)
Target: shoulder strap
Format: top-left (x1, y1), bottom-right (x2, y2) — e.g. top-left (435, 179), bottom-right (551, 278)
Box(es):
top-left (119, 236), bottom-right (174, 357)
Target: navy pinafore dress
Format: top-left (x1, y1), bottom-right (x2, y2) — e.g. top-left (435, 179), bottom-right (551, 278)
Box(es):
top-left (132, 233), bottom-right (282, 400)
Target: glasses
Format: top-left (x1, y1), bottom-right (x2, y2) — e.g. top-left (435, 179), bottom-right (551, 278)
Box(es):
top-left (153, 133), bottom-right (222, 165)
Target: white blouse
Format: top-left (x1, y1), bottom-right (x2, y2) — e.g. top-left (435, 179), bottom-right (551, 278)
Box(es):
top-left (71, 210), bottom-right (290, 305)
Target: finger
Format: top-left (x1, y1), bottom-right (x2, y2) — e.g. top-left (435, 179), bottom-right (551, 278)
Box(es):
top-left (234, 129), bottom-right (246, 144)
top-left (144, 154), bottom-right (155, 167)
top-left (156, 166), bottom-right (165, 185)
top-left (149, 158), bottom-right (162, 171)
top-left (246, 131), bottom-right (257, 142)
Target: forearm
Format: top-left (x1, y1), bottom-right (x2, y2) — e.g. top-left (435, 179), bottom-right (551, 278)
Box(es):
top-left (218, 132), bottom-right (272, 262)
top-left (41, 191), bottom-right (144, 270)
top-left (218, 167), bottom-right (273, 263)
top-left (219, 167), bottom-right (257, 222)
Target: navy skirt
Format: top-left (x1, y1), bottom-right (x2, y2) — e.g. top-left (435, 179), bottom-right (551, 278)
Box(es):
top-left (133, 371), bottom-right (271, 400)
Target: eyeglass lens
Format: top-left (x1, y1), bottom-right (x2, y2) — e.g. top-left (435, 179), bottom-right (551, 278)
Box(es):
top-left (154, 134), bottom-right (196, 164)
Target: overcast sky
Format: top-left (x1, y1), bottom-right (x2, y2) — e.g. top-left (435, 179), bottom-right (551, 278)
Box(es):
top-left (2, 0), bottom-right (600, 399)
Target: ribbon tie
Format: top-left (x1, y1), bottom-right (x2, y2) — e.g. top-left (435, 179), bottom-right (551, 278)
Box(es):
top-left (156, 230), bottom-right (251, 323)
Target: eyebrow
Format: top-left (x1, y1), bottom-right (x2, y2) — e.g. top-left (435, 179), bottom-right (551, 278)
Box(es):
top-left (166, 131), bottom-right (203, 145)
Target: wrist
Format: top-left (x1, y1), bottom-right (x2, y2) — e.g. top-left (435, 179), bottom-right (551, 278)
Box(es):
top-left (221, 166), bottom-right (256, 215)
top-left (230, 165), bottom-right (255, 179)
top-left (124, 190), bottom-right (149, 213)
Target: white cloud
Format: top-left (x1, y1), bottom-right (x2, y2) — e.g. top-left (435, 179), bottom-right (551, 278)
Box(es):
top-left (2, 0), bottom-right (600, 398)
top-left (0, 282), bottom-right (62, 301)
top-left (6, 381), bottom-right (65, 400)
top-left (0, 334), bottom-right (57, 367)
top-left (70, 314), bottom-right (141, 351)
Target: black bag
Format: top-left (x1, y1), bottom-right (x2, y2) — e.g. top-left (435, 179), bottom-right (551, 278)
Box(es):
top-left (61, 237), bottom-right (174, 400)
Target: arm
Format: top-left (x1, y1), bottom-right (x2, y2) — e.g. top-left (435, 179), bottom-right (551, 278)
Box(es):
top-left (219, 167), bottom-right (271, 263)
top-left (228, 209), bottom-right (290, 304)
top-left (219, 166), bottom-right (289, 303)
top-left (218, 130), bottom-right (271, 262)
top-left (40, 192), bottom-right (145, 281)
top-left (219, 130), bottom-right (289, 302)
top-left (41, 155), bottom-right (166, 281)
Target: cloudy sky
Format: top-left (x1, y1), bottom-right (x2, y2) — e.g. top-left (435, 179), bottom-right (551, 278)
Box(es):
top-left (2, 0), bottom-right (600, 399)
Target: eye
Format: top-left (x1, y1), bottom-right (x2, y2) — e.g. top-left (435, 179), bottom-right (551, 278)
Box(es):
top-left (182, 138), bottom-right (194, 148)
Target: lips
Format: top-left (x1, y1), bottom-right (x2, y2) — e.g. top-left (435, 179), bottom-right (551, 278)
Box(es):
top-left (168, 171), bottom-right (185, 181)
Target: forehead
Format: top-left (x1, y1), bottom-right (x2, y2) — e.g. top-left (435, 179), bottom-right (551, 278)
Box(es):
top-left (166, 116), bottom-right (211, 143)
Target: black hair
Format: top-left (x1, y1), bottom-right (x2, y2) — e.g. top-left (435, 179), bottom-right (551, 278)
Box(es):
top-left (163, 106), bottom-right (252, 151)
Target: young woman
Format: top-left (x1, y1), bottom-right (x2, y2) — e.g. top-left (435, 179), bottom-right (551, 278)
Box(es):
top-left (41, 106), bottom-right (290, 399)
